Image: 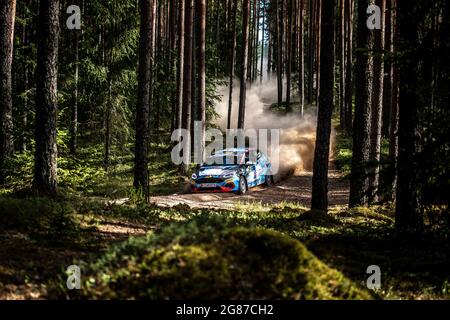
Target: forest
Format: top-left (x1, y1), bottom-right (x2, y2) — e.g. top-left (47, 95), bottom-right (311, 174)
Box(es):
top-left (0, 0), bottom-right (449, 301)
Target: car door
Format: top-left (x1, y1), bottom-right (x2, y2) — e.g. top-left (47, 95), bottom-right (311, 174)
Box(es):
top-left (255, 152), bottom-right (264, 184)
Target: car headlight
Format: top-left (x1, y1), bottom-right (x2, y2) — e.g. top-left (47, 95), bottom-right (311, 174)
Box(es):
top-left (223, 172), bottom-right (235, 179)
top-left (191, 173), bottom-right (198, 180)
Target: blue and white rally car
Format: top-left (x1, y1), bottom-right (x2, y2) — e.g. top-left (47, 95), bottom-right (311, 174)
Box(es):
top-left (190, 148), bottom-right (274, 194)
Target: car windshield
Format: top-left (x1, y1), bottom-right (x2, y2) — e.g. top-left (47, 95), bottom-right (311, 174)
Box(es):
top-left (204, 153), bottom-right (244, 166)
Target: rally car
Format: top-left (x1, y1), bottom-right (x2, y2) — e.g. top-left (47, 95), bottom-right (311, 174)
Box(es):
top-left (190, 148), bottom-right (274, 194)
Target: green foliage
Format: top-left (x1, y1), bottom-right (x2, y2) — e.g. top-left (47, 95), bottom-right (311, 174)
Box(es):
top-left (0, 197), bottom-right (81, 244)
top-left (334, 130), bottom-right (353, 177)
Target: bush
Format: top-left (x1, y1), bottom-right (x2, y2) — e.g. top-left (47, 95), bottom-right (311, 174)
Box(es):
top-left (51, 218), bottom-right (372, 300)
top-left (0, 197), bottom-right (81, 243)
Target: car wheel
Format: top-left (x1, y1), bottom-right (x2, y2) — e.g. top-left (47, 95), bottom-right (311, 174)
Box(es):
top-left (264, 172), bottom-right (274, 187)
top-left (183, 183), bottom-right (193, 194)
top-left (237, 176), bottom-right (247, 195)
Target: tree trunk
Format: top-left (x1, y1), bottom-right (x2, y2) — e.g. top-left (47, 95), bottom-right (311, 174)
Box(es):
top-left (311, 0), bottom-right (335, 211)
top-left (339, 0), bottom-right (346, 129)
top-left (227, 0), bottom-right (237, 129)
top-left (181, 0), bottom-right (193, 168)
top-left (344, 0), bottom-right (353, 131)
top-left (382, 0), bottom-right (393, 138)
top-left (285, 0), bottom-right (293, 111)
top-left (104, 80), bottom-right (111, 171)
top-left (169, 0), bottom-right (177, 132)
top-left (176, 0), bottom-right (185, 131)
top-left (260, 0), bottom-right (265, 84)
top-left (196, 0), bottom-right (206, 163)
top-left (314, 0), bottom-right (321, 104)
top-left (276, 0), bottom-right (283, 105)
top-left (349, 0), bottom-right (374, 208)
top-left (238, 0), bottom-right (250, 129)
top-left (19, 23), bottom-right (29, 153)
top-left (298, 0), bottom-right (304, 116)
top-left (395, 0), bottom-right (423, 232)
top-left (369, 0), bottom-right (386, 203)
top-left (388, 0), bottom-right (399, 201)
top-left (134, 0), bottom-right (154, 196)
top-left (0, 0), bottom-right (16, 184)
top-left (70, 31), bottom-right (79, 155)
top-left (34, 0), bottom-right (60, 196)
top-left (307, 0), bottom-right (315, 105)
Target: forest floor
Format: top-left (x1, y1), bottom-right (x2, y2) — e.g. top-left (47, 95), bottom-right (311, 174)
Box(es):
top-left (0, 129), bottom-right (448, 300)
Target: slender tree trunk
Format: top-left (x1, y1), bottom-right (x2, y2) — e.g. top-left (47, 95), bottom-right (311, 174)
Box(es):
top-left (169, 0), bottom-right (177, 132)
top-left (149, 0), bottom-right (157, 136)
top-left (369, 0), bottom-right (386, 203)
top-left (387, 0), bottom-right (399, 201)
top-left (181, 0), bottom-right (193, 168)
top-left (267, 19), bottom-right (272, 76)
top-left (176, 0), bottom-right (185, 131)
top-left (215, 0), bottom-right (220, 77)
top-left (196, 0), bottom-right (206, 163)
top-left (238, 0), bottom-right (250, 129)
top-left (0, 0), bottom-right (16, 184)
top-left (382, 0), bottom-right (392, 138)
top-left (338, 0), bottom-right (346, 129)
top-left (34, 0), bottom-right (60, 196)
top-left (134, 0), bottom-right (154, 196)
top-left (190, 9), bottom-right (197, 145)
top-left (20, 24), bottom-right (29, 153)
top-left (260, 0), bottom-right (265, 84)
top-left (298, 0), bottom-right (304, 116)
top-left (349, 0), bottom-right (374, 208)
top-left (315, 0), bottom-right (321, 103)
top-left (311, 0), bottom-right (335, 211)
top-left (248, 0), bottom-right (253, 82)
top-left (285, 0), bottom-right (293, 111)
top-left (104, 79), bottom-right (111, 171)
top-left (395, 0), bottom-right (423, 232)
top-left (227, 0), bottom-right (237, 129)
top-left (344, 0), bottom-right (353, 130)
top-left (251, 0), bottom-right (259, 81)
top-left (276, 0), bottom-right (283, 105)
top-left (70, 31), bottom-right (79, 155)
top-left (307, 0), bottom-right (315, 104)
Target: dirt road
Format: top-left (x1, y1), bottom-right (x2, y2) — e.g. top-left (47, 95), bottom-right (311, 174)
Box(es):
top-left (150, 168), bottom-right (349, 210)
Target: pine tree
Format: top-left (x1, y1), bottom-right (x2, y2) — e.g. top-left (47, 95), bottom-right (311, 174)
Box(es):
top-left (311, 0), bottom-right (336, 211)
top-left (34, 0), bottom-right (60, 195)
top-left (0, 0), bottom-right (16, 184)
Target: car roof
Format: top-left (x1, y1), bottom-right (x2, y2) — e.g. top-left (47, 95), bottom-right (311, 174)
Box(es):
top-left (214, 148), bottom-right (257, 154)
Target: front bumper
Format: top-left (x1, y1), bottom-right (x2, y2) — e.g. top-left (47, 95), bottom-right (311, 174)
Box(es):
top-left (191, 178), bottom-right (238, 193)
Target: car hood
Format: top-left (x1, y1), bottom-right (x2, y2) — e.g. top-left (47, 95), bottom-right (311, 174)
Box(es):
top-left (198, 166), bottom-right (240, 177)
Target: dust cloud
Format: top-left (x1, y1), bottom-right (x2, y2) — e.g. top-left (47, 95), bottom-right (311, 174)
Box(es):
top-left (214, 76), bottom-right (335, 177)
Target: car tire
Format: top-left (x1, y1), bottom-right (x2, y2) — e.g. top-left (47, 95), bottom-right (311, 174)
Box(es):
top-left (237, 176), bottom-right (247, 195)
top-left (183, 183), bottom-right (193, 194)
top-left (264, 172), bottom-right (274, 187)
